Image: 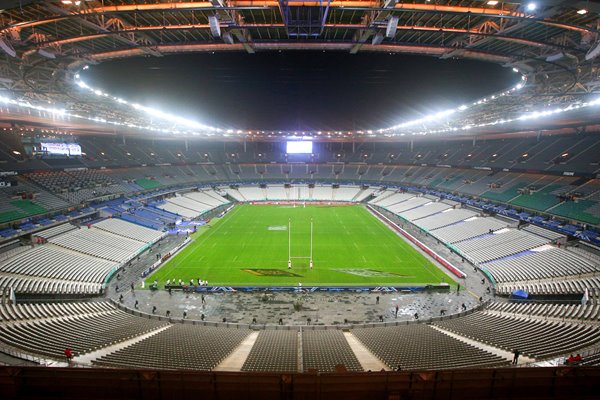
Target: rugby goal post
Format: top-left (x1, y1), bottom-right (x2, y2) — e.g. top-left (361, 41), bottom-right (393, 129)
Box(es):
top-left (288, 218), bottom-right (313, 269)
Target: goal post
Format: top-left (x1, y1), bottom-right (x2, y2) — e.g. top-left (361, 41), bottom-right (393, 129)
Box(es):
top-left (288, 218), bottom-right (313, 269)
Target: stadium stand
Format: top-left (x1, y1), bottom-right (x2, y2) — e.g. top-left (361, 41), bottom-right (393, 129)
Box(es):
top-left (485, 301), bottom-right (600, 324)
top-left (93, 218), bottom-right (164, 244)
top-left (351, 324), bottom-right (508, 370)
top-left (0, 133), bottom-right (599, 372)
top-left (302, 329), bottom-right (363, 372)
top-left (482, 247), bottom-right (597, 284)
top-left (0, 304), bottom-right (166, 359)
top-left (451, 229), bottom-right (550, 264)
top-left (497, 277), bottom-right (600, 296)
top-left (435, 311), bottom-right (600, 359)
top-left (33, 223), bottom-right (77, 240)
top-left (398, 201), bottom-right (453, 222)
top-left (428, 217), bottom-right (509, 244)
top-left (417, 208), bottom-right (478, 231)
top-left (0, 217), bottom-right (164, 295)
top-left (48, 228), bottom-right (148, 263)
top-left (94, 325), bottom-right (250, 370)
top-left (0, 246), bottom-right (116, 291)
top-left (241, 330), bottom-right (298, 372)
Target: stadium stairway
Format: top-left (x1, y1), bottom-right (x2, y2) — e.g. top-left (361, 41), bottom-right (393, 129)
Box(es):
top-left (73, 325), bottom-right (172, 364)
top-left (213, 331), bottom-right (259, 371)
top-left (343, 332), bottom-right (390, 371)
top-left (430, 325), bottom-right (535, 365)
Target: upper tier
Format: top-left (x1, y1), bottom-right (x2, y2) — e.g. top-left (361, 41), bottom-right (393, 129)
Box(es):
top-left (1, 133), bottom-right (598, 175)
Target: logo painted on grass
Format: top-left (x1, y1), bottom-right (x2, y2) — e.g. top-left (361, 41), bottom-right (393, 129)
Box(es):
top-left (242, 269), bottom-right (303, 277)
top-left (267, 225), bottom-right (288, 231)
top-left (334, 269), bottom-right (410, 278)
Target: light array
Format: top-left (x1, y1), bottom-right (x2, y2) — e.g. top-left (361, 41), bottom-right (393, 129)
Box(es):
top-left (379, 75), bottom-right (527, 133)
top-left (0, 70), bottom-right (598, 139)
top-left (403, 97), bottom-right (600, 137)
top-left (73, 68), bottom-right (532, 137)
top-left (75, 77), bottom-right (219, 132)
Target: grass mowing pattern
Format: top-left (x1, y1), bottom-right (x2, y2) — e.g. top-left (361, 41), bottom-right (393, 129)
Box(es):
top-left (146, 204), bottom-right (453, 287)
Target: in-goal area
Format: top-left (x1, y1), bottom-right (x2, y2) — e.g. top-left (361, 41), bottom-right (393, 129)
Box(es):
top-left (287, 217), bottom-right (313, 270)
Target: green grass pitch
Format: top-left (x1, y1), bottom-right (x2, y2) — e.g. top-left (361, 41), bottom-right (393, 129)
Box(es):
top-left (145, 204), bottom-right (454, 287)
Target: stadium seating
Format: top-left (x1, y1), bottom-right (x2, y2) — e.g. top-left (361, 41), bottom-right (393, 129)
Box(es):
top-left (302, 330), bottom-right (363, 372)
top-left (0, 245), bottom-right (116, 287)
top-left (0, 301), bottom-right (115, 323)
top-left (333, 186), bottom-right (361, 201)
top-left (482, 247), bottom-right (597, 284)
top-left (428, 217), bottom-right (508, 244)
top-left (485, 301), bottom-right (600, 323)
top-left (435, 311), bottom-right (600, 359)
top-left (34, 223), bottom-right (77, 240)
top-left (0, 217), bottom-right (164, 295)
top-left (450, 229), bottom-right (549, 264)
top-left (153, 189), bottom-right (229, 220)
top-left (93, 218), bottom-right (164, 244)
top-left (0, 304), bottom-right (166, 359)
top-left (497, 277), bottom-right (600, 296)
top-left (351, 324), bottom-right (508, 370)
top-left (398, 201), bottom-right (453, 222)
top-left (94, 325), bottom-right (250, 370)
top-left (48, 228), bottom-right (146, 263)
top-left (242, 330), bottom-right (298, 372)
top-left (417, 208), bottom-right (478, 231)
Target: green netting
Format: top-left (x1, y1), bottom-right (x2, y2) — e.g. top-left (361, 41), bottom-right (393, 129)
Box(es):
top-left (10, 200), bottom-right (47, 215)
top-left (135, 178), bottom-right (162, 190)
top-left (0, 211), bottom-right (25, 224)
top-left (427, 178), bottom-right (444, 187)
top-left (438, 176), bottom-right (465, 188)
top-left (482, 182), bottom-right (528, 202)
top-left (510, 185), bottom-right (562, 211)
top-left (551, 200), bottom-right (600, 225)
top-left (0, 200), bottom-right (47, 223)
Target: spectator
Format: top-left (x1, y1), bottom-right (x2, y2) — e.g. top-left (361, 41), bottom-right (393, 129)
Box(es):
top-left (64, 348), bottom-right (73, 364)
top-left (513, 349), bottom-right (520, 365)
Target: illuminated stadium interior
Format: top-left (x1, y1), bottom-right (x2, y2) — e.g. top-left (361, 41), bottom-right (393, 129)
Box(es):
top-left (0, 0), bottom-right (600, 398)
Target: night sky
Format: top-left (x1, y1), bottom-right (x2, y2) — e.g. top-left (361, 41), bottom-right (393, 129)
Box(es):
top-left (85, 52), bottom-right (516, 131)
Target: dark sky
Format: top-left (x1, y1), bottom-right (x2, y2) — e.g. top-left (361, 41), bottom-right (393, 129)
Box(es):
top-left (84, 52), bottom-right (516, 131)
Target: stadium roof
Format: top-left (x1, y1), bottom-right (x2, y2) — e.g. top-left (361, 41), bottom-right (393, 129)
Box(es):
top-left (1, 0), bottom-right (600, 140)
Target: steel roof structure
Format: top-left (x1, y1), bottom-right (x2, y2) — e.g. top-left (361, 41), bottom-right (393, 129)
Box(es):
top-left (1, 0), bottom-right (600, 140)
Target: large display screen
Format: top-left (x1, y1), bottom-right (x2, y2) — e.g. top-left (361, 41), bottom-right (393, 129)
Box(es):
top-left (40, 142), bottom-right (82, 156)
top-left (286, 141), bottom-right (313, 154)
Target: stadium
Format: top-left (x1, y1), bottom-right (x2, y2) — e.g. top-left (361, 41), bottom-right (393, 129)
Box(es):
top-left (0, 0), bottom-right (599, 398)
